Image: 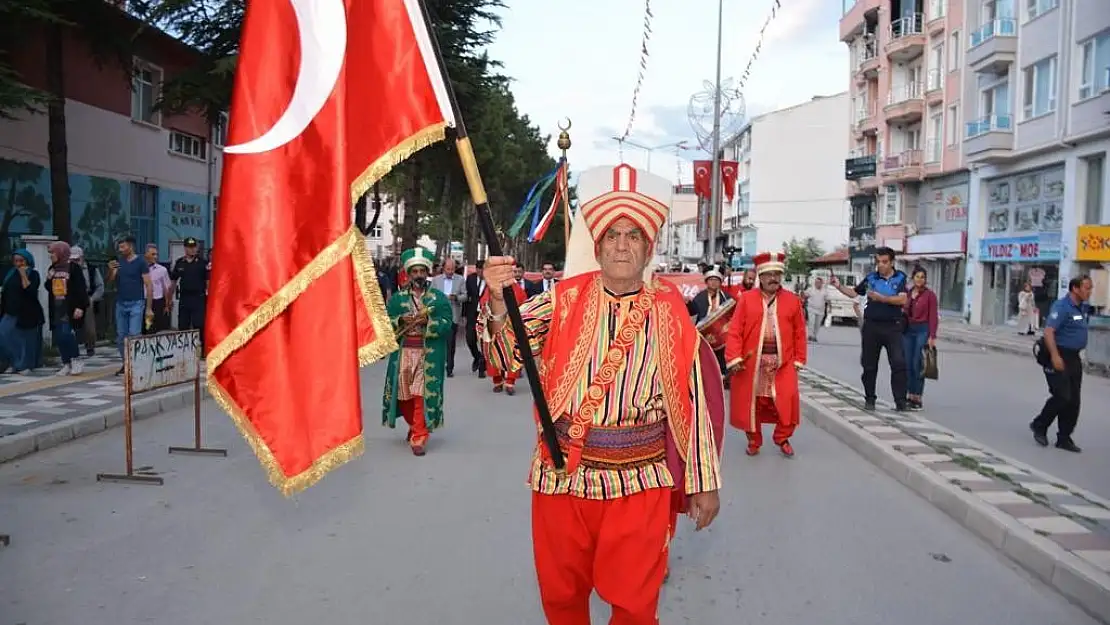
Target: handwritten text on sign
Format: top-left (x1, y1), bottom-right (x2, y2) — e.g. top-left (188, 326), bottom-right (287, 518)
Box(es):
top-left (127, 330), bottom-right (201, 393)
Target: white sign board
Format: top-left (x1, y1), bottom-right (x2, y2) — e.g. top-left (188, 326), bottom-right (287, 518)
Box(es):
top-left (126, 330), bottom-right (202, 394)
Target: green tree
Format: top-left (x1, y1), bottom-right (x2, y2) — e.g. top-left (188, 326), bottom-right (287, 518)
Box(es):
top-left (782, 236), bottom-right (825, 275)
top-left (0, 159), bottom-right (50, 258)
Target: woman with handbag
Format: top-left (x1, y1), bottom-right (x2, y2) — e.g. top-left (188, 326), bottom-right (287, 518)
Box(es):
top-left (903, 267), bottom-right (939, 411)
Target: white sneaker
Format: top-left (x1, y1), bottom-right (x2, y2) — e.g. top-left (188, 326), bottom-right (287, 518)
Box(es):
top-left (55, 364), bottom-right (71, 376)
top-left (70, 360), bottom-right (84, 375)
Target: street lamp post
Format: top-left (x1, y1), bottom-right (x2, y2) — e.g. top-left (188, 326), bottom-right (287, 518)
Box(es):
top-left (610, 137), bottom-right (688, 173)
top-left (707, 0), bottom-right (725, 264)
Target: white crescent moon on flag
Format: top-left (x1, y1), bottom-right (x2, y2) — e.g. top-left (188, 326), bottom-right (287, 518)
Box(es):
top-left (223, 0), bottom-right (347, 155)
top-left (696, 167), bottom-right (708, 176)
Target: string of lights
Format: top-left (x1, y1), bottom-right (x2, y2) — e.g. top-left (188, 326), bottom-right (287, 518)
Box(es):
top-left (737, 0), bottom-right (783, 90)
top-left (618, 0), bottom-right (654, 142)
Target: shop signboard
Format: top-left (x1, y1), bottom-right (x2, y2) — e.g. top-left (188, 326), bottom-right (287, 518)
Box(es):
top-left (1076, 225), bottom-right (1110, 262)
top-left (978, 233), bottom-right (1061, 262)
top-left (906, 231), bottom-right (966, 255)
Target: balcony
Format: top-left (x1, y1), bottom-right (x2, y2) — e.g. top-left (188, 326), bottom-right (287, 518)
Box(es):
top-left (884, 83), bottom-right (925, 123)
top-left (925, 68), bottom-right (944, 103)
top-left (854, 104), bottom-right (880, 135)
top-left (840, 0), bottom-right (882, 42)
top-left (853, 37), bottom-right (880, 83)
top-left (886, 14), bottom-right (926, 61)
top-left (845, 154), bottom-right (878, 180)
top-left (882, 150), bottom-right (925, 182)
top-left (927, 0), bottom-right (946, 34)
top-left (964, 115), bottom-right (1014, 162)
top-left (967, 18), bottom-right (1017, 74)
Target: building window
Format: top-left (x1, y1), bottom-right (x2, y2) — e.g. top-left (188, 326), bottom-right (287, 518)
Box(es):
top-left (882, 185), bottom-right (901, 224)
top-left (949, 31), bottom-right (961, 70)
top-left (131, 60), bottom-right (161, 125)
top-left (1084, 154), bottom-right (1105, 225)
top-left (852, 201), bottom-right (876, 228)
top-left (1022, 56), bottom-right (1057, 119)
top-left (129, 182), bottom-right (159, 252)
top-left (213, 112), bottom-right (229, 148)
top-left (169, 131), bottom-right (208, 160)
top-left (929, 42), bottom-right (945, 89)
top-left (1078, 32), bottom-right (1110, 100)
top-left (927, 110), bottom-right (943, 162)
top-left (946, 103), bottom-right (960, 146)
top-left (1025, 0), bottom-right (1058, 21)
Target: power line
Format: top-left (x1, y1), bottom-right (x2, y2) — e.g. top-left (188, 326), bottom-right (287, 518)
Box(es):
top-left (737, 0), bottom-right (784, 90)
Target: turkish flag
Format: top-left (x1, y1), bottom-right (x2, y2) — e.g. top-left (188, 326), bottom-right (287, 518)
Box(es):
top-left (720, 160), bottom-right (738, 204)
top-left (207, 0), bottom-right (455, 496)
top-left (693, 160), bottom-right (712, 199)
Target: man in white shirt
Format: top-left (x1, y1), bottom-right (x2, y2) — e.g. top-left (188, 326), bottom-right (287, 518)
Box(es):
top-left (431, 258), bottom-right (467, 377)
top-left (803, 277), bottom-right (828, 342)
top-left (538, 261), bottom-right (558, 293)
top-left (143, 244), bottom-right (173, 333)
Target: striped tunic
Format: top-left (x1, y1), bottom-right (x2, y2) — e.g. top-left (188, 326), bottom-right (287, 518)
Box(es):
top-left (483, 287), bottom-right (722, 500)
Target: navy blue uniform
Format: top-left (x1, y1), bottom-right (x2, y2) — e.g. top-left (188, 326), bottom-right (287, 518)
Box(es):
top-left (854, 270), bottom-right (909, 407)
top-left (172, 256), bottom-right (209, 345)
top-left (1031, 296), bottom-right (1089, 445)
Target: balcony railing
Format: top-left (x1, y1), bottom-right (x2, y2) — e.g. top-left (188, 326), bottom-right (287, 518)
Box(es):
top-left (969, 18), bottom-right (1016, 49)
top-left (884, 149), bottom-right (924, 170)
top-left (928, 0), bottom-right (946, 21)
top-left (889, 13), bottom-right (925, 40)
top-left (965, 114), bottom-right (1013, 138)
top-left (854, 37), bottom-right (879, 70)
top-left (887, 82), bottom-right (924, 105)
top-left (926, 68), bottom-right (943, 91)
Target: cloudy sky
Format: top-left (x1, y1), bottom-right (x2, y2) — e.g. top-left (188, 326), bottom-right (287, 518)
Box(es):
top-left (487, 0), bottom-right (850, 185)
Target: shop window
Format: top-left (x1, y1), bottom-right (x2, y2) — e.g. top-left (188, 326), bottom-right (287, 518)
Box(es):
top-left (1084, 154), bottom-right (1105, 224)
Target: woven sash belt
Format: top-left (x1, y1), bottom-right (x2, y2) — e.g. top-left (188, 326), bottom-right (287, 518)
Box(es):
top-left (554, 418), bottom-right (667, 470)
top-left (401, 335), bottom-right (425, 348)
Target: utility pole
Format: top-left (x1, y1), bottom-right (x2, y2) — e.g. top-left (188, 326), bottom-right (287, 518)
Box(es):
top-left (707, 0), bottom-right (725, 264)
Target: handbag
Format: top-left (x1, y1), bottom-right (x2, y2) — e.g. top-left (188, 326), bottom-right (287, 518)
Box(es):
top-left (922, 345), bottom-right (939, 380)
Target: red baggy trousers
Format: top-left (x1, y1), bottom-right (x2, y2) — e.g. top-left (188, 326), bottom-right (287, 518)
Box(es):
top-left (532, 488), bottom-right (670, 625)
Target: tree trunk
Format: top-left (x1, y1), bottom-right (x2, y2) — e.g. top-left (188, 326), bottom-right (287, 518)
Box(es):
top-left (45, 22), bottom-right (72, 243)
top-left (401, 160), bottom-right (423, 249)
top-left (462, 200), bottom-right (478, 264)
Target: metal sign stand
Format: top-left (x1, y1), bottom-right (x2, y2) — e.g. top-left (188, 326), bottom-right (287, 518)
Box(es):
top-left (96, 330), bottom-right (225, 485)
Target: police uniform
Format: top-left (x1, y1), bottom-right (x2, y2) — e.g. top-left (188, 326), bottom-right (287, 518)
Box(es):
top-left (854, 269), bottom-right (909, 410)
top-left (171, 238), bottom-right (209, 343)
top-left (1030, 294), bottom-right (1089, 452)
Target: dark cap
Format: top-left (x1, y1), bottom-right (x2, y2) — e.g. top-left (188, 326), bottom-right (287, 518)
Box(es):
top-left (184, 237), bottom-right (199, 247)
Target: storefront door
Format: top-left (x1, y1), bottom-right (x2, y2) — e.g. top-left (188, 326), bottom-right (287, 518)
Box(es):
top-left (984, 263), bottom-right (1010, 326)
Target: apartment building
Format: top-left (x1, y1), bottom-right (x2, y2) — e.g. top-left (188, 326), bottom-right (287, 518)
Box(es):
top-left (841, 0), bottom-right (972, 314)
top-left (722, 93), bottom-right (852, 265)
top-left (655, 184), bottom-right (702, 269)
top-left (959, 0), bottom-right (1110, 326)
top-left (0, 5), bottom-right (222, 261)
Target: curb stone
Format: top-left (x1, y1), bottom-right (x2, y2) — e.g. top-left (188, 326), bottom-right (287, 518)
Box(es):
top-left (0, 383), bottom-right (210, 465)
top-left (800, 378), bottom-right (1110, 624)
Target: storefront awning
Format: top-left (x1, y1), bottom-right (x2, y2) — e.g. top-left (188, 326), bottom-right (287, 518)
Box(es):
top-left (899, 253), bottom-right (965, 261)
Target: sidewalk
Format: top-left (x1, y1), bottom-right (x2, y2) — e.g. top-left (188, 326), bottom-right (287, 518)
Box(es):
top-left (0, 350), bottom-right (206, 464)
top-left (799, 367), bottom-right (1110, 622)
top-left (939, 318), bottom-right (1109, 377)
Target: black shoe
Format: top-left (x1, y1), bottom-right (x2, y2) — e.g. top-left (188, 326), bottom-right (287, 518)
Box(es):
top-left (446, 370), bottom-right (454, 378)
top-left (115, 366), bottom-right (124, 376)
top-left (863, 399), bottom-right (877, 411)
top-left (477, 370), bottom-right (486, 379)
top-left (86, 347), bottom-right (95, 357)
top-left (1055, 439), bottom-right (1082, 453)
top-left (1030, 422), bottom-right (1048, 447)
top-left (895, 403), bottom-right (909, 412)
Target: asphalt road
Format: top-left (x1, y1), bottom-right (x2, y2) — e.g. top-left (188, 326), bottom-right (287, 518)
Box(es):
top-left (806, 324), bottom-right (1110, 501)
top-left (0, 357), bottom-right (1097, 624)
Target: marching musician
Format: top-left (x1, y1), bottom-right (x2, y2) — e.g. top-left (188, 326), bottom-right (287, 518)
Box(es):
top-left (380, 248), bottom-right (454, 456)
top-left (688, 269), bottom-right (733, 387)
top-left (725, 251), bottom-right (808, 458)
top-left (479, 164), bottom-right (722, 625)
top-left (480, 268), bottom-right (527, 395)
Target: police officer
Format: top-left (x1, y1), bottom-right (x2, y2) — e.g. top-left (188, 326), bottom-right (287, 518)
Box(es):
top-left (171, 237), bottom-right (210, 346)
top-left (831, 246), bottom-right (909, 411)
top-left (1030, 276), bottom-right (1092, 453)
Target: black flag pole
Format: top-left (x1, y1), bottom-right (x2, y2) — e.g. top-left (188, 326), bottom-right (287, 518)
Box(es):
top-left (416, 0), bottom-right (565, 470)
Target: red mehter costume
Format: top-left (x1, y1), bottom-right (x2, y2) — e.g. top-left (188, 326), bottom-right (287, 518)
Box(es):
top-left (481, 164), bottom-right (724, 625)
top-left (480, 281), bottom-right (527, 393)
top-left (724, 251), bottom-right (807, 457)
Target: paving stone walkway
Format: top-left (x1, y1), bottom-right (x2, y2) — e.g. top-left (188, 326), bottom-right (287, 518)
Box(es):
top-left (799, 366), bottom-right (1110, 577)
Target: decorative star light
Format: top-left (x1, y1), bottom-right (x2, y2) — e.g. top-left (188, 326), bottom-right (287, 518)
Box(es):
top-left (687, 78), bottom-right (746, 153)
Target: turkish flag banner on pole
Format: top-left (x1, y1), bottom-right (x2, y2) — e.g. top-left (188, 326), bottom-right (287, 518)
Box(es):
top-left (207, 0), bottom-right (457, 496)
top-left (692, 160), bottom-right (712, 199)
top-left (720, 160), bottom-right (739, 204)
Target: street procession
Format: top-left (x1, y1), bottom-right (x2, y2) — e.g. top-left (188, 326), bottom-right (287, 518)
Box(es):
top-left (1, 0), bottom-right (1109, 624)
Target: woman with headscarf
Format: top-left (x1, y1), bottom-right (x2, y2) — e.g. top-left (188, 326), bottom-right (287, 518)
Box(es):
top-left (0, 249), bottom-right (45, 374)
top-left (44, 241), bottom-right (89, 375)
